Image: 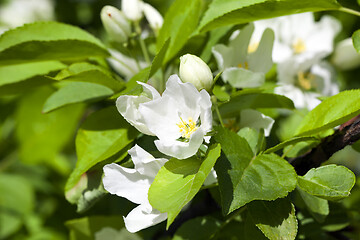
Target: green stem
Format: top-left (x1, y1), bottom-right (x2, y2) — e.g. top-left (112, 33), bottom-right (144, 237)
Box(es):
top-left (339, 7), bottom-right (360, 17)
top-left (135, 22), bottom-right (151, 64)
top-left (213, 97), bottom-right (224, 127)
top-left (200, 182), bottom-right (218, 190)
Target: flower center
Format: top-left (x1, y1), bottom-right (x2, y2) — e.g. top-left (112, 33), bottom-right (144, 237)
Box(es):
top-left (177, 117), bottom-right (198, 139)
top-left (238, 62), bottom-right (249, 69)
top-left (297, 71), bottom-right (315, 90)
top-left (292, 38), bottom-right (306, 54)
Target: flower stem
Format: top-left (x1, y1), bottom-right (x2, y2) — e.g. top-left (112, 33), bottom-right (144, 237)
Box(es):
top-left (212, 96), bottom-right (225, 127)
top-left (339, 7), bottom-right (360, 17)
top-left (135, 22), bottom-right (151, 64)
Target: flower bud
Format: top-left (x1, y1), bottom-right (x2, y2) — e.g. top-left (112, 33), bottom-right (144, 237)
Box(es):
top-left (332, 38), bottom-right (360, 70)
top-left (121, 0), bottom-right (143, 22)
top-left (142, 3), bottom-right (163, 33)
top-left (101, 5), bottom-right (131, 43)
top-left (179, 54), bottom-right (213, 91)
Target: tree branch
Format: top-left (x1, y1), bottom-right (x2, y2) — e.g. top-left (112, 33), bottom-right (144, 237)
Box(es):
top-left (289, 115), bottom-right (360, 176)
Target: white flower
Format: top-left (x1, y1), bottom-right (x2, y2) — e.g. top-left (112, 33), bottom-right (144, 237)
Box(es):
top-left (138, 75), bottom-right (212, 159)
top-left (212, 23), bottom-right (274, 88)
top-left (332, 38), bottom-right (360, 70)
top-left (108, 49), bottom-right (147, 80)
top-left (117, 75), bottom-right (212, 159)
top-left (103, 145), bottom-right (168, 233)
top-left (275, 61), bottom-right (339, 110)
top-left (116, 80), bottom-right (160, 135)
top-left (0, 0), bottom-right (54, 28)
top-left (179, 54), bottom-right (213, 91)
top-left (101, 6), bottom-right (131, 43)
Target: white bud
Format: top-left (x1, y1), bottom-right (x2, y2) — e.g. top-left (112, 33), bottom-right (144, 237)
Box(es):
top-left (121, 0), bottom-right (143, 21)
top-left (101, 6), bottom-right (131, 43)
top-left (142, 3), bottom-right (163, 33)
top-left (332, 38), bottom-right (360, 70)
top-left (179, 54), bottom-right (214, 91)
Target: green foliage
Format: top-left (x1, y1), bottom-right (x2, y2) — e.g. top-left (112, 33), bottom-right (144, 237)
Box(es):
top-left (65, 106), bottom-right (138, 194)
top-left (295, 90), bottom-right (360, 136)
top-left (219, 92), bottom-right (294, 118)
top-left (297, 165), bottom-right (356, 201)
top-left (352, 29), bottom-right (360, 53)
top-left (248, 198), bottom-right (298, 240)
top-left (0, 22), bottom-right (109, 65)
top-left (214, 127), bottom-right (297, 214)
top-left (16, 86), bottom-right (84, 172)
top-left (0, 174), bottom-right (34, 239)
top-left (149, 144), bottom-right (221, 228)
top-left (173, 216), bottom-right (221, 240)
top-left (65, 216), bottom-right (124, 240)
top-left (149, 38), bottom-right (170, 78)
top-left (54, 62), bottom-right (124, 92)
top-left (264, 136), bottom-right (319, 154)
top-left (198, 0), bottom-right (340, 32)
top-left (296, 186), bottom-right (329, 222)
top-left (43, 82), bottom-right (114, 113)
top-left (156, 0), bottom-right (202, 62)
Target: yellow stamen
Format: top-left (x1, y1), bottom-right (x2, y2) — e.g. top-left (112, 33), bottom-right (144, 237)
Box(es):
top-left (292, 38), bottom-right (306, 54)
top-left (297, 71), bottom-right (315, 90)
top-left (238, 62), bottom-right (249, 69)
top-left (177, 117), bottom-right (198, 139)
top-left (248, 42), bottom-right (259, 53)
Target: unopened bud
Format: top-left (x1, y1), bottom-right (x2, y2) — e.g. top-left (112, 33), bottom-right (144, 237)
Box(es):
top-left (101, 5), bottom-right (131, 43)
top-left (142, 3), bottom-right (163, 33)
top-left (179, 54), bottom-right (213, 91)
top-left (332, 38), bottom-right (360, 70)
top-left (121, 0), bottom-right (143, 21)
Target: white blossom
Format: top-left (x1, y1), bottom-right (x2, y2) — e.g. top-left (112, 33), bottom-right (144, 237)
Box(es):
top-left (103, 145), bottom-right (168, 233)
top-left (101, 6), bottom-right (131, 43)
top-left (179, 54), bottom-right (214, 91)
top-left (212, 23), bottom-right (274, 88)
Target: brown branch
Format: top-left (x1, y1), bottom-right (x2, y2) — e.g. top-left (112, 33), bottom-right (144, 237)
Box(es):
top-left (289, 115), bottom-right (360, 176)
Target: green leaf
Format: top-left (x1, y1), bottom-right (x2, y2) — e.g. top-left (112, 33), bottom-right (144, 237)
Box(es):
top-left (65, 106), bottom-right (138, 194)
top-left (43, 82), bottom-right (114, 113)
top-left (296, 186), bottom-right (329, 223)
top-left (352, 29), bottom-right (360, 53)
top-left (173, 216), bottom-right (221, 240)
top-left (0, 174), bottom-right (35, 239)
top-left (0, 22), bottom-right (109, 65)
top-left (149, 144), bottom-right (221, 228)
top-left (198, 0), bottom-right (340, 32)
top-left (149, 38), bottom-right (170, 78)
top-left (214, 127), bottom-right (297, 214)
top-left (156, 0), bottom-right (202, 62)
top-left (237, 127), bottom-right (265, 155)
top-left (297, 165), bottom-right (356, 201)
top-left (65, 216), bottom-right (124, 240)
top-left (248, 198), bottom-right (298, 240)
top-left (200, 26), bottom-right (233, 62)
top-left (55, 62), bottom-right (124, 92)
top-left (0, 61), bottom-right (66, 87)
top-left (219, 92), bottom-right (294, 118)
top-left (16, 86), bottom-right (84, 168)
top-left (264, 136), bottom-right (319, 154)
top-left (295, 90), bottom-right (360, 136)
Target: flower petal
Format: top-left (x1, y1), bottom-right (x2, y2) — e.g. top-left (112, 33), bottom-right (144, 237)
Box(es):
top-left (129, 145), bottom-right (167, 179)
top-left (103, 163), bottom-right (151, 205)
top-left (124, 203), bottom-right (167, 233)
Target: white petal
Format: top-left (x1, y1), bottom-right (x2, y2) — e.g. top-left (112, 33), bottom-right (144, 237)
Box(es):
top-left (137, 81), bottom-right (161, 99)
top-left (199, 89), bottom-right (213, 133)
top-left (103, 163), bottom-right (151, 205)
top-left (239, 109), bottom-right (274, 136)
top-left (108, 49), bottom-right (140, 80)
top-left (248, 28), bottom-right (274, 73)
top-left (203, 168), bottom-right (217, 186)
top-left (129, 145), bottom-right (167, 178)
top-left (155, 127), bottom-right (205, 159)
top-left (116, 95), bottom-right (155, 135)
top-left (332, 38), bottom-right (360, 70)
top-left (124, 203), bottom-right (167, 233)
